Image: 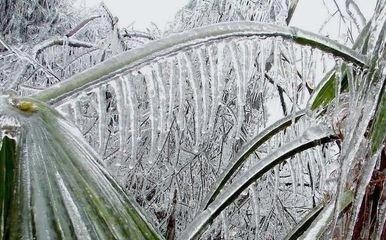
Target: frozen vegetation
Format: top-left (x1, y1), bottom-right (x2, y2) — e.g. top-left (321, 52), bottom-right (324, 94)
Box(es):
top-left (0, 0), bottom-right (385, 239)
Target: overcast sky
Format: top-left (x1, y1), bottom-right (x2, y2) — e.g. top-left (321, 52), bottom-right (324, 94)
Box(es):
top-left (84, 0), bottom-right (188, 29)
top-left (83, 0), bottom-right (376, 35)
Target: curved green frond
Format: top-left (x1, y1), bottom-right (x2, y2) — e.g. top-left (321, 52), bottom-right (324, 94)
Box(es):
top-left (32, 22), bottom-right (367, 104)
top-left (202, 110), bottom-right (306, 209)
top-left (0, 96), bottom-right (163, 240)
top-left (182, 125), bottom-right (336, 239)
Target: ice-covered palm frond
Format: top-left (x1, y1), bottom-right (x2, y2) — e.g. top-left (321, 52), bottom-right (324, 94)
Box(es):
top-left (0, 96), bottom-right (163, 239)
top-left (29, 22), bottom-right (368, 237)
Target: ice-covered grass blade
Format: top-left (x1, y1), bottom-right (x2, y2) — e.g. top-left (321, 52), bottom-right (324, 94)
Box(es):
top-left (370, 79), bottom-right (386, 154)
top-left (0, 96), bottom-right (163, 240)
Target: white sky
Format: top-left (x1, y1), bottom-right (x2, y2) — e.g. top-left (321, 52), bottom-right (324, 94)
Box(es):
top-left (84, 0), bottom-right (188, 30)
top-left (82, 0), bottom-right (376, 36)
top-left (290, 0), bottom-right (376, 33)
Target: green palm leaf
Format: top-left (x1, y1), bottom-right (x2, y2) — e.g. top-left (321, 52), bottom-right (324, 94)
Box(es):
top-left (0, 96), bottom-right (163, 240)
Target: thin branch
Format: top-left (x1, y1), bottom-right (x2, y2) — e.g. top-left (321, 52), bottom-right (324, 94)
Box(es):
top-left (345, 0), bottom-right (366, 30)
top-left (32, 37), bottom-right (97, 58)
top-left (100, 2), bottom-right (118, 28)
top-left (65, 15), bottom-right (102, 37)
top-left (286, 0), bottom-right (300, 25)
top-left (122, 30), bottom-right (155, 40)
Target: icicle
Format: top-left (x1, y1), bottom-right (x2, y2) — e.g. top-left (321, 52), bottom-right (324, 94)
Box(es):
top-left (273, 165), bottom-right (280, 197)
top-left (216, 43), bottom-right (225, 104)
top-left (221, 212), bottom-right (229, 240)
top-left (177, 54), bottom-right (185, 131)
top-left (316, 147), bottom-right (326, 191)
top-left (244, 40), bottom-right (255, 87)
top-left (143, 67), bottom-right (158, 164)
top-left (96, 86), bottom-right (107, 157)
top-left (197, 47), bottom-right (209, 135)
top-left (334, 60), bottom-right (343, 106)
top-left (167, 58), bottom-right (176, 131)
top-left (288, 159), bottom-right (297, 194)
top-left (307, 152), bottom-right (317, 200)
top-left (207, 43), bottom-right (225, 136)
top-left (272, 37), bottom-right (281, 84)
top-left (110, 79), bottom-right (127, 172)
top-left (229, 41), bottom-right (245, 140)
top-left (207, 45), bottom-right (218, 136)
top-left (249, 184), bottom-right (260, 234)
top-left (121, 75), bottom-right (138, 170)
top-left (72, 98), bottom-right (82, 132)
top-left (259, 40), bottom-right (266, 83)
top-left (154, 62), bottom-right (167, 151)
top-left (62, 36), bottom-right (69, 67)
top-left (182, 52), bottom-right (200, 151)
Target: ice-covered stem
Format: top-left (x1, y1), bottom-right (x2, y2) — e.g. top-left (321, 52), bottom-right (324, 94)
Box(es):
top-left (32, 37), bottom-right (98, 58)
top-left (100, 2), bottom-right (118, 29)
top-left (345, 0), bottom-right (366, 30)
top-left (65, 15), bottom-right (102, 37)
top-left (121, 30), bottom-right (156, 40)
top-left (32, 22), bottom-right (368, 105)
top-left (286, 0), bottom-right (300, 25)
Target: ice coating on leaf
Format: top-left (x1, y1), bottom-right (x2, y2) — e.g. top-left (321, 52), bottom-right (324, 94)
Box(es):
top-left (0, 96), bottom-right (163, 239)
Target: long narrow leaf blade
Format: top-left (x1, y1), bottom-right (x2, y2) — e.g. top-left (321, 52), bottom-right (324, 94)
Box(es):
top-left (0, 136), bottom-right (16, 240)
top-left (370, 79), bottom-right (386, 154)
